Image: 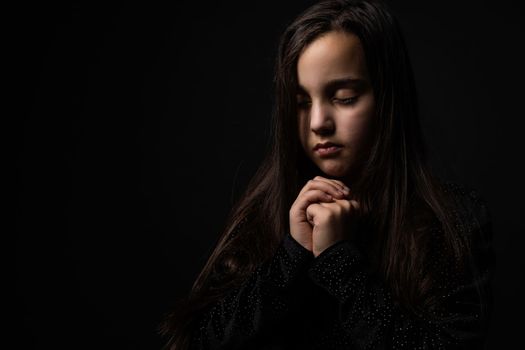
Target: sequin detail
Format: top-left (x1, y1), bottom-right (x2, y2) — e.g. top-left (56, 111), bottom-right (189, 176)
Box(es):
top-left (187, 183), bottom-right (494, 349)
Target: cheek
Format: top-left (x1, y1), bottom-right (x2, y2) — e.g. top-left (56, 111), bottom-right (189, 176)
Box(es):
top-left (341, 114), bottom-right (371, 143)
top-left (350, 100), bottom-right (375, 139)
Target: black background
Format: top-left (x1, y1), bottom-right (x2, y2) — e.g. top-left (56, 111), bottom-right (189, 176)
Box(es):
top-left (16, 1), bottom-right (524, 349)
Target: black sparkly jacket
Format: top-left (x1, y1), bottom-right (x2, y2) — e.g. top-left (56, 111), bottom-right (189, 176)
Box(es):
top-left (187, 184), bottom-right (494, 349)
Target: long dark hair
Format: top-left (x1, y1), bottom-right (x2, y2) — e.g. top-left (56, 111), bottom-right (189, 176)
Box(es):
top-left (160, 0), bottom-right (477, 348)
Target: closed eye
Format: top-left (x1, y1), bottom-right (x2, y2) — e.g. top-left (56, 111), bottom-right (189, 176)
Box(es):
top-left (334, 96), bottom-right (359, 105)
top-left (296, 96), bottom-right (359, 108)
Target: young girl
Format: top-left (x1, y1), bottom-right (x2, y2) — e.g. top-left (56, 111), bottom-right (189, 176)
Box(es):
top-left (161, 0), bottom-right (494, 348)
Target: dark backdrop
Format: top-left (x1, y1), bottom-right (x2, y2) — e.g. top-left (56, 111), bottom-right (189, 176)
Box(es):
top-left (16, 1), bottom-right (524, 349)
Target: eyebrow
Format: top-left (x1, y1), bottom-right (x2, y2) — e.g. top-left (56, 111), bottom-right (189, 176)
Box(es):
top-left (297, 77), bottom-right (367, 94)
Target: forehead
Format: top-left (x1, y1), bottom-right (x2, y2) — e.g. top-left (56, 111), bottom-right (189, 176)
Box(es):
top-left (297, 31), bottom-right (368, 93)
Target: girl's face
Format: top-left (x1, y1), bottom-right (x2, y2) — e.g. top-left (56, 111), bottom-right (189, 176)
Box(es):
top-left (297, 30), bottom-right (375, 184)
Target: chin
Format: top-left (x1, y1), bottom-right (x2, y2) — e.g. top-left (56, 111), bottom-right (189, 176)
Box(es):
top-left (317, 162), bottom-right (352, 179)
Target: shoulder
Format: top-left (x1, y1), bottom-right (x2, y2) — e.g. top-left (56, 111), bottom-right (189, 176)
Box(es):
top-left (438, 180), bottom-right (493, 251)
top-left (440, 181), bottom-right (492, 228)
top-left (440, 181), bottom-right (488, 208)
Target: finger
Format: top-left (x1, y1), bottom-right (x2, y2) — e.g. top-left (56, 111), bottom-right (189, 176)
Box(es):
top-left (322, 199), bottom-right (359, 212)
top-left (299, 178), bottom-right (334, 196)
top-left (313, 175), bottom-right (350, 192)
top-left (294, 189), bottom-right (334, 212)
top-left (306, 207), bottom-right (315, 225)
top-left (299, 178), bottom-right (349, 199)
top-left (298, 179), bottom-right (339, 198)
top-left (306, 202), bottom-right (327, 223)
top-left (317, 200), bottom-right (347, 215)
top-left (326, 198), bottom-right (358, 210)
top-left (313, 177), bottom-right (351, 198)
top-left (318, 199), bottom-right (355, 216)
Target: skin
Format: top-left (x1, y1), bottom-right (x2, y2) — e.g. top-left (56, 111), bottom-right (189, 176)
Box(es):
top-left (289, 30), bottom-right (376, 257)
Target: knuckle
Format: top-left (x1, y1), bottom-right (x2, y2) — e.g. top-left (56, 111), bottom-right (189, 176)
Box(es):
top-left (306, 190), bottom-right (316, 197)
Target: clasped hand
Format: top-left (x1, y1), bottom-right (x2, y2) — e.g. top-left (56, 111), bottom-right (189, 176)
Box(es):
top-left (289, 176), bottom-right (360, 257)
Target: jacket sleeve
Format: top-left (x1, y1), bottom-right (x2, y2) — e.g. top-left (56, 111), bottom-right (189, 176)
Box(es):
top-left (188, 232), bottom-right (314, 350)
top-left (307, 191), bottom-right (495, 349)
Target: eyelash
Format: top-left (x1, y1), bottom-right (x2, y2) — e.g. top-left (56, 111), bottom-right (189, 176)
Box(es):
top-left (297, 96), bottom-right (359, 108)
top-left (335, 96), bottom-right (358, 105)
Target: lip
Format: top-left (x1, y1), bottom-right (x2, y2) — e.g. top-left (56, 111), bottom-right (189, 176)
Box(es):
top-left (313, 141), bottom-right (342, 151)
top-left (313, 142), bottom-right (343, 157)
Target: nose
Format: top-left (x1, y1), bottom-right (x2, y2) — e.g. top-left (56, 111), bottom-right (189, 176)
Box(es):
top-left (309, 100), bottom-right (334, 136)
